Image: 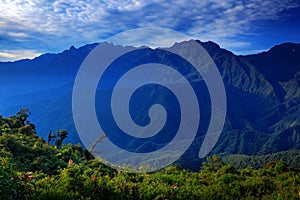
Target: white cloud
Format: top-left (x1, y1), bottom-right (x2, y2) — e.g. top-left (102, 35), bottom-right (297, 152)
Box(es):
top-left (0, 0), bottom-right (299, 58)
top-left (236, 49), bottom-right (269, 55)
top-left (7, 32), bottom-right (28, 38)
top-left (103, 0), bottom-right (147, 11)
top-left (184, 0), bottom-right (299, 53)
top-left (0, 50), bottom-right (41, 62)
top-left (106, 27), bottom-right (191, 48)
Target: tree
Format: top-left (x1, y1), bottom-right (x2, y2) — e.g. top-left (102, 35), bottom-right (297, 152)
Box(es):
top-left (58, 129), bottom-right (68, 143)
top-left (18, 125), bottom-right (35, 136)
top-left (89, 131), bottom-right (106, 155)
top-left (55, 139), bottom-right (62, 149)
top-left (47, 129), bottom-right (68, 149)
top-left (47, 130), bottom-right (55, 143)
top-left (202, 155), bottom-right (225, 172)
top-left (16, 108), bottom-right (30, 125)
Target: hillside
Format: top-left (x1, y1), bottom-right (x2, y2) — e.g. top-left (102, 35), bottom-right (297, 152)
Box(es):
top-left (223, 149), bottom-right (300, 169)
top-left (1, 112), bottom-right (300, 199)
top-left (0, 41), bottom-right (299, 170)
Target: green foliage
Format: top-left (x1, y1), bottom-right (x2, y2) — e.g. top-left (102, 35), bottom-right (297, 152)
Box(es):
top-left (47, 129), bottom-right (69, 149)
top-left (1, 111), bottom-right (300, 199)
top-left (16, 108), bottom-right (30, 126)
top-left (202, 154), bottom-right (225, 172)
top-left (223, 149), bottom-right (300, 169)
top-left (0, 157), bottom-right (17, 199)
top-left (18, 124), bottom-right (36, 136)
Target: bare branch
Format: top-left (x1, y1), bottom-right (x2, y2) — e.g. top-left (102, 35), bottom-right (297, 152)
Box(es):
top-left (89, 132), bottom-right (106, 155)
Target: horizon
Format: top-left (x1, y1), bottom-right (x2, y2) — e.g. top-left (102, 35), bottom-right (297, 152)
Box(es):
top-left (0, 0), bottom-right (299, 61)
top-left (1, 39), bottom-right (299, 63)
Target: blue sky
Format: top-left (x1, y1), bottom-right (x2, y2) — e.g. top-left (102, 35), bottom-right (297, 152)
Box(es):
top-left (0, 0), bottom-right (299, 61)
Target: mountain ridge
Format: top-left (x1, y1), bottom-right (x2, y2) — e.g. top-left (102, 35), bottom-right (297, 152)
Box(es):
top-left (2, 40), bottom-right (300, 64)
top-left (0, 40), bottom-right (299, 169)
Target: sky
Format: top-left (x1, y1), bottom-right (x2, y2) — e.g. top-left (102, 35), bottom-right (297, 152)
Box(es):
top-left (0, 0), bottom-right (300, 61)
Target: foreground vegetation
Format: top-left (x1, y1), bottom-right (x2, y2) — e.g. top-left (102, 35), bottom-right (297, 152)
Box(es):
top-left (223, 149), bottom-right (300, 169)
top-left (1, 111), bottom-right (300, 199)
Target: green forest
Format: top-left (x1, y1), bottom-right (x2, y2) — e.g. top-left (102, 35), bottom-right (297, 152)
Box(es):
top-left (1, 110), bottom-right (300, 199)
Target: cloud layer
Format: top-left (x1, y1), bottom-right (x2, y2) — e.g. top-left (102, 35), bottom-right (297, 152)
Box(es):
top-left (0, 0), bottom-right (299, 60)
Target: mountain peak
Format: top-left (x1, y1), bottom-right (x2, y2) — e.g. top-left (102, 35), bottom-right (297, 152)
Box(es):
top-left (267, 42), bottom-right (300, 55)
top-left (1, 40), bottom-right (300, 161)
top-left (69, 45), bottom-right (77, 51)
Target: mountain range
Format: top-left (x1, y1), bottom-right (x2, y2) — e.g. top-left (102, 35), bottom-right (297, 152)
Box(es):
top-left (0, 40), bottom-right (299, 169)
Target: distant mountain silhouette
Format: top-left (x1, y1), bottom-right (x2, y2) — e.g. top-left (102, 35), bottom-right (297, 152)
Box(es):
top-left (0, 40), bottom-right (299, 169)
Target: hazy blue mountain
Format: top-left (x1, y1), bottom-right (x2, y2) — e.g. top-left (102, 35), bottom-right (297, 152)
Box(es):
top-left (0, 40), bottom-right (299, 169)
